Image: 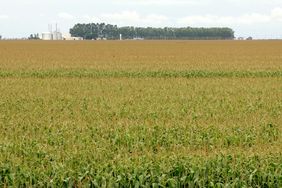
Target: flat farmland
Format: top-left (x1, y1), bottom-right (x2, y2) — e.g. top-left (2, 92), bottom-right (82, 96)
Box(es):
top-left (0, 41), bottom-right (281, 187)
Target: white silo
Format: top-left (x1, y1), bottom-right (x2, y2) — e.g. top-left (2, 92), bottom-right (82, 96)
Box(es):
top-left (53, 31), bottom-right (63, 40)
top-left (42, 32), bottom-right (53, 40)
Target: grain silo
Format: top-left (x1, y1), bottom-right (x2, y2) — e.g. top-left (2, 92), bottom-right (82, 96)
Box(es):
top-left (53, 31), bottom-right (62, 40)
top-left (52, 23), bottom-right (63, 40)
top-left (42, 32), bottom-right (53, 40)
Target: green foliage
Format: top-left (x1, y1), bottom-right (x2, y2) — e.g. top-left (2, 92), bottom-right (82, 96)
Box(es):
top-left (1, 156), bottom-right (281, 187)
top-left (0, 69), bottom-right (282, 78)
top-left (70, 23), bottom-right (235, 40)
top-left (28, 33), bottom-right (40, 40)
top-left (0, 78), bottom-right (281, 186)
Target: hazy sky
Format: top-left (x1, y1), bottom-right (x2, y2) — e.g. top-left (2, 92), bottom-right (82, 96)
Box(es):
top-left (1, 0), bottom-right (282, 38)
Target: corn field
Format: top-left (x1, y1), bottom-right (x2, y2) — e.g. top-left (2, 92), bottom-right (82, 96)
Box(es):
top-left (0, 40), bottom-right (281, 187)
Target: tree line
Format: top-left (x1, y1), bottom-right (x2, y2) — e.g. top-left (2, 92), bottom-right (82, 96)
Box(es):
top-left (70, 23), bottom-right (234, 40)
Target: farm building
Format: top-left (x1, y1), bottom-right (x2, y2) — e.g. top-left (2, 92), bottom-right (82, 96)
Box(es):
top-left (41, 31), bottom-right (63, 40)
top-left (41, 24), bottom-right (64, 40)
top-left (62, 33), bottom-right (83, 40)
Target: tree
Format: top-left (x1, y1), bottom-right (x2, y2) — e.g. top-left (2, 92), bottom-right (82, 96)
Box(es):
top-left (28, 33), bottom-right (40, 40)
top-left (70, 23), bottom-right (235, 40)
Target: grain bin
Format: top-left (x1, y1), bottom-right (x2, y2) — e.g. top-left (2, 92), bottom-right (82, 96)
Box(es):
top-left (42, 32), bottom-right (53, 40)
top-left (53, 31), bottom-right (63, 40)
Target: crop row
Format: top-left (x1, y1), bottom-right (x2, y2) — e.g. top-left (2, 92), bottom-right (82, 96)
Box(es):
top-left (0, 70), bottom-right (282, 78)
top-left (1, 155), bottom-right (281, 187)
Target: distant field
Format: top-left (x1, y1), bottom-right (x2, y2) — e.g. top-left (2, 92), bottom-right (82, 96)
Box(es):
top-left (0, 41), bottom-right (281, 187)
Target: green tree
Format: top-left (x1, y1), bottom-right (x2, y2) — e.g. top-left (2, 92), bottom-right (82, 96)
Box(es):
top-left (70, 23), bottom-right (235, 40)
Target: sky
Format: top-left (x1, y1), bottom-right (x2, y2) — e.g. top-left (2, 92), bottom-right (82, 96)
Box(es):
top-left (1, 0), bottom-right (282, 39)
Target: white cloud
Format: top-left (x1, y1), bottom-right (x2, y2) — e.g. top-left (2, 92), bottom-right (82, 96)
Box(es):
top-left (0, 15), bottom-right (9, 19)
top-left (117, 0), bottom-right (199, 5)
top-left (61, 11), bottom-right (168, 27)
top-left (101, 11), bottom-right (140, 23)
top-left (58, 12), bottom-right (74, 20)
top-left (146, 14), bottom-right (168, 24)
top-left (178, 7), bottom-right (282, 26)
top-left (99, 11), bottom-right (168, 26)
top-left (271, 7), bottom-right (282, 21)
top-left (81, 15), bottom-right (102, 23)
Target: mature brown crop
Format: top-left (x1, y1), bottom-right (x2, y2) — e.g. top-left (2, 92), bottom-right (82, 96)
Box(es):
top-left (0, 41), bottom-right (281, 187)
top-left (1, 40), bottom-right (282, 72)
